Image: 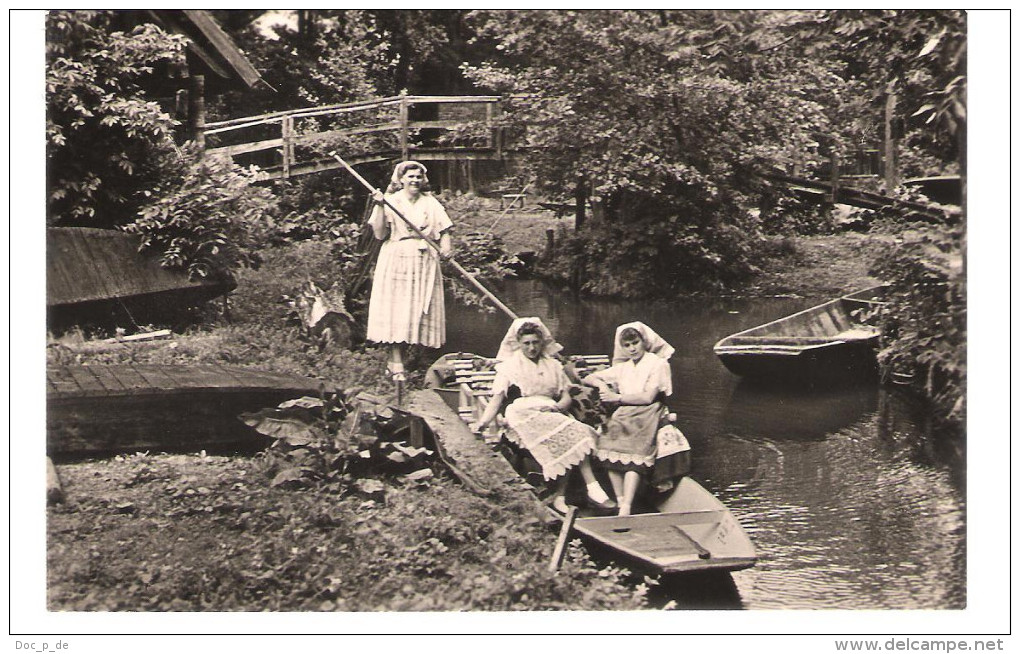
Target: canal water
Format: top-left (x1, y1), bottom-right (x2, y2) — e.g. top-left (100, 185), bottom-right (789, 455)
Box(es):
top-left (442, 279), bottom-right (966, 610)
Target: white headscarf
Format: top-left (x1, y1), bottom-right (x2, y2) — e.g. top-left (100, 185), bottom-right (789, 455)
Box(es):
top-left (387, 160), bottom-right (430, 193)
top-left (495, 317), bottom-right (563, 361)
top-left (612, 321), bottom-right (674, 363)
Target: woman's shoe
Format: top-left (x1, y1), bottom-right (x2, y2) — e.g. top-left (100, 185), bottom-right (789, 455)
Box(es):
top-left (585, 482), bottom-right (617, 511)
top-left (586, 495), bottom-right (618, 512)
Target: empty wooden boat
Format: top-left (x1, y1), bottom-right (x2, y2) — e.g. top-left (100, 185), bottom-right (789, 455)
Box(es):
top-left (568, 477), bottom-right (757, 574)
top-left (47, 364), bottom-right (324, 457)
top-left (425, 352), bottom-right (757, 575)
top-left (713, 286), bottom-right (887, 384)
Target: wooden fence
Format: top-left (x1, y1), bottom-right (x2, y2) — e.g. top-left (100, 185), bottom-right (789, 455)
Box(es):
top-left (204, 95), bottom-right (505, 180)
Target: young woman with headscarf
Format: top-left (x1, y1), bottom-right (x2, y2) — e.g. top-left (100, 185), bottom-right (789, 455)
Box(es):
top-left (469, 317), bottom-right (615, 514)
top-left (367, 161), bottom-right (453, 381)
top-left (582, 322), bottom-right (675, 516)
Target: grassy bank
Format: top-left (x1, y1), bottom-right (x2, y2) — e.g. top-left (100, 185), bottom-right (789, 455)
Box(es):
top-left (46, 219), bottom-right (900, 611)
top-left (48, 452), bottom-right (645, 611)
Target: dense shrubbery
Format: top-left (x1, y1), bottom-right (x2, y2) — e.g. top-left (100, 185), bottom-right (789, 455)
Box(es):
top-left (868, 221), bottom-right (964, 436)
top-left (46, 10), bottom-right (186, 226)
top-left (759, 194), bottom-right (837, 236)
top-left (537, 192), bottom-right (760, 297)
top-left (125, 150), bottom-right (278, 282)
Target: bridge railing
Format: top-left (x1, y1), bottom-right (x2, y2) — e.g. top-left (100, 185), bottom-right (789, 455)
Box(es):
top-left (203, 95), bottom-right (504, 180)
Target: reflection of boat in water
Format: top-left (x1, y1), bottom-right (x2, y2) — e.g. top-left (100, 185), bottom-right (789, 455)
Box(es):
top-left (713, 286), bottom-right (887, 386)
top-left (426, 353), bottom-right (758, 575)
top-left (722, 381), bottom-right (879, 442)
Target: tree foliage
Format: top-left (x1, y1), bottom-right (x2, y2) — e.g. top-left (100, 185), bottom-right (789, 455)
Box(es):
top-left (46, 10), bottom-right (187, 226)
top-left (463, 10), bottom-right (840, 294)
top-left (868, 222), bottom-right (965, 435)
top-left (124, 148), bottom-right (278, 282)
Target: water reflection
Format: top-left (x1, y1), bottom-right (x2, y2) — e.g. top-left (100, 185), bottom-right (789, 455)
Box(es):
top-left (441, 280), bottom-right (965, 609)
top-left (720, 382), bottom-right (879, 442)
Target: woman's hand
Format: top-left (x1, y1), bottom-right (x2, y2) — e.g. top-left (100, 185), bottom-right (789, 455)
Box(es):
top-left (468, 420), bottom-right (485, 433)
top-left (601, 391), bottom-right (622, 404)
top-left (371, 189), bottom-right (385, 204)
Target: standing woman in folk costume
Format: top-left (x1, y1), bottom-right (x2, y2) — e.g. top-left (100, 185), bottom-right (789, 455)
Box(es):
top-left (469, 317), bottom-right (616, 514)
top-left (582, 322), bottom-right (675, 516)
top-left (367, 161), bottom-right (453, 381)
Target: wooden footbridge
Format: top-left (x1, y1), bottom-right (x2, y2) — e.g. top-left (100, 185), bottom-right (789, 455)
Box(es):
top-left (203, 94), bottom-right (958, 221)
top-left (204, 95), bottom-right (510, 181)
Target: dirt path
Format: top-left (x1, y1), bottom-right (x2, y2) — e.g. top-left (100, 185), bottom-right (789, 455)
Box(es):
top-left (738, 233), bottom-right (886, 298)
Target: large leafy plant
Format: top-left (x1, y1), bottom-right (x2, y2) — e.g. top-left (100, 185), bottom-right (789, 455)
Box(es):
top-left (125, 149), bottom-right (278, 282)
top-left (46, 10), bottom-right (187, 226)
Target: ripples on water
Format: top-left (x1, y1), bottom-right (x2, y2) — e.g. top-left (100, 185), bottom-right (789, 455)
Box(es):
top-left (442, 280), bottom-right (965, 610)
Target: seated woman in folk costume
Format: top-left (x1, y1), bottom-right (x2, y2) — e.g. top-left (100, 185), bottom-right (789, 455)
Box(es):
top-left (469, 318), bottom-right (615, 514)
top-left (582, 322), bottom-right (677, 516)
top-left (366, 161), bottom-right (453, 382)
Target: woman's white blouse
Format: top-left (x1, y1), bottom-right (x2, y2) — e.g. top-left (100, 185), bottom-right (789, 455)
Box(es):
top-left (592, 352), bottom-right (672, 397)
top-left (491, 351), bottom-right (569, 399)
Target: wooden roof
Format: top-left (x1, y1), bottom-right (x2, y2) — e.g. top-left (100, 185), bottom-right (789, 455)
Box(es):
top-left (147, 10), bottom-right (273, 91)
top-left (46, 227), bottom-right (231, 307)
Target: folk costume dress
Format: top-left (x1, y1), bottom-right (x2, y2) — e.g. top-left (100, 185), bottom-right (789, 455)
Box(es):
top-left (589, 322), bottom-right (675, 473)
top-left (492, 318), bottom-right (599, 481)
top-left (366, 189), bottom-right (452, 349)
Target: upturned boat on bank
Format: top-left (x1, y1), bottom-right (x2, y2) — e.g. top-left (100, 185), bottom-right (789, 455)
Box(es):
top-left (713, 285), bottom-right (888, 385)
top-left (425, 353), bottom-right (758, 576)
top-left (47, 363), bottom-right (324, 457)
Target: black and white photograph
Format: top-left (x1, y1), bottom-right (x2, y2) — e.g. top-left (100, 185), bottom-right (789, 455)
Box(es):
top-left (11, 7), bottom-right (1012, 646)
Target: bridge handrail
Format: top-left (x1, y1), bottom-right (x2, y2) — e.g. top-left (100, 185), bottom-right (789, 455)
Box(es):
top-left (206, 95), bottom-right (502, 135)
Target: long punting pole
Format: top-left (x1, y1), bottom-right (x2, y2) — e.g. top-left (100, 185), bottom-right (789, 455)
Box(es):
top-left (330, 151), bottom-right (519, 321)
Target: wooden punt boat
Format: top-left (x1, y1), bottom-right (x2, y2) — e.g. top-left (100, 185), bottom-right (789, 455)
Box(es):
top-left (425, 353), bottom-right (758, 575)
top-left (47, 363), bottom-right (324, 457)
top-left (713, 286), bottom-right (887, 384)
top-left (47, 227), bottom-right (235, 327)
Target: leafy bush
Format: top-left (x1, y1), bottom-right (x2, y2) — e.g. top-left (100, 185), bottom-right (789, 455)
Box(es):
top-left (446, 231), bottom-right (522, 311)
top-left (538, 193), bottom-right (759, 298)
top-left (759, 194), bottom-right (837, 236)
top-left (46, 10), bottom-right (187, 226)
top-left (868, 222), bottom-right (964, 435)
top-left (124, 150), bottom-right (278, 282)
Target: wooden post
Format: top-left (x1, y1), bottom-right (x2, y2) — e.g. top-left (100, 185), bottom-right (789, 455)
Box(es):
top-left (47, 457), bottom-right (65, 505)
top-left (574, 177), bottom-right (587, 231)
top-left (829, 150), bottom-right (840, 203)
top-left (399, 97), bottom-right (409, 160)
top-left (485, 102), bottom-right (494, 149)
top-left (493, 101), bottom-right (504, 159)
top-left (884, 85), bottom-right (899, 189)
top-left (545, 228), bottom-right (555, 261)
top-left (281, 115), bottom-right (292, 179)
top-left (188, 74), bottom-right (206, 153)
top-left (548, 506), bottom-right (578, 572)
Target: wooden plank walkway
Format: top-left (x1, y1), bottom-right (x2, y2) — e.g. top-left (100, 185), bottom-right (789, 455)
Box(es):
top-left (46, 364), bottom-right (322, 399)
